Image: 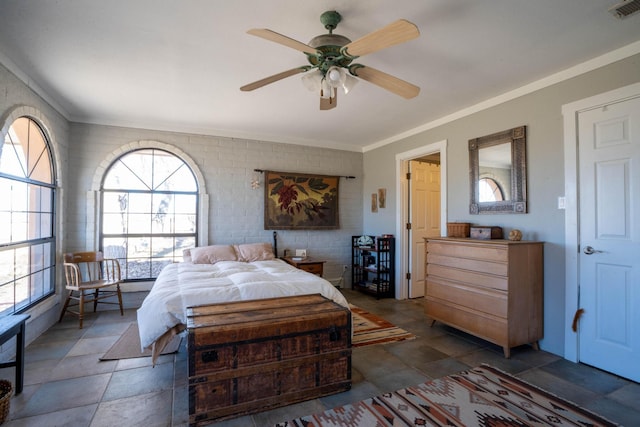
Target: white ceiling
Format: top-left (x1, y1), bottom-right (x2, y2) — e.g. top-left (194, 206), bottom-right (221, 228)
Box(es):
top-left (1, 0), bottom-right (639, 152)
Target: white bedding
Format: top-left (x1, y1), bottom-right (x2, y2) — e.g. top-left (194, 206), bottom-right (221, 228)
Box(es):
top-left (137, 259), bottom-right (349, 353)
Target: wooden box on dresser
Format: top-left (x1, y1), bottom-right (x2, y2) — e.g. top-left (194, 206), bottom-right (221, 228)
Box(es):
top-left (186, 294), bottom-right (351, 426)
top-left (425, 237), bottom-right (543, 358)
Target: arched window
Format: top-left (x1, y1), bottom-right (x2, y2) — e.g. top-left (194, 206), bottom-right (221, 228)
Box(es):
top-left (479, 177), bottom-right (505, 202)
top-left (101, 149), bottom-right (198, 280)
top-left (0, 117), bottom-right (56, 315)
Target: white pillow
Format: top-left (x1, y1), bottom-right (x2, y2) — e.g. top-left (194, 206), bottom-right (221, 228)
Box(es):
top-left (234, 243), bottom-right (275, 262)
top-left (190, 245), bottom-right (238, 264)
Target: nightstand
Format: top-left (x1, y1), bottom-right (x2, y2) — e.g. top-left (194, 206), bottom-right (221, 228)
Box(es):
top-left (282, 257), bottom-right (325, 277)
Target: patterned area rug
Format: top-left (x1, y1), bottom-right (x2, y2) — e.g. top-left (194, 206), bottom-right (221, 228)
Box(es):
top-left (275, 364), bottom-right (618, 426)
top-left (351, 304), bottom-right (416, 347)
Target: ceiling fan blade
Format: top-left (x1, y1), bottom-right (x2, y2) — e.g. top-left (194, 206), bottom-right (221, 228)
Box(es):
top-left (342, 19), bottom-right (419, 58)
top-left (351, 65), bottom-right (420, 99)
top-left (240, 67), bottom-right (307, 91)
top-left (247, 29), bottom-right (318, 55)
top-left (320, 91), bottom-right (337, 110)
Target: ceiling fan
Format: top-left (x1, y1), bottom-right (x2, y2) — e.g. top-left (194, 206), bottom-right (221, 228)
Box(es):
top-left (240, 11), bottom-right (420, 110)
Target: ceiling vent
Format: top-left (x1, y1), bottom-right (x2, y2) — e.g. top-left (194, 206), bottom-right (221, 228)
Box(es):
top-left (608, 0), bottom-right (640, 19)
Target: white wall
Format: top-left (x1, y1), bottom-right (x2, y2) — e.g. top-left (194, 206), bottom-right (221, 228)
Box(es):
top-left (65, 123), bottom-right (363, 285)
top-left (362, 53), bottom-right (640, 357)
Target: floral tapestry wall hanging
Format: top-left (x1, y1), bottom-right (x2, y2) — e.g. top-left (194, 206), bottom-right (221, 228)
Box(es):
top-left (264, 171), bottom-right (339, 230)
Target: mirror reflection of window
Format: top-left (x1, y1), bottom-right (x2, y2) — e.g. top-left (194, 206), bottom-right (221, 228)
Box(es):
top-left (478, 143), bottom-right (512, 201)
top-left (479, 177), bottom-right (504, 202)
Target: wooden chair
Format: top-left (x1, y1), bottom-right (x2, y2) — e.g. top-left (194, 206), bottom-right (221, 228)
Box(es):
top-left (59, 251), bottom-right (124, 328)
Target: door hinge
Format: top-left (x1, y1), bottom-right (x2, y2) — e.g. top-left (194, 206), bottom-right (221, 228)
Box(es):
top-left (406, 272), bottom-right (411, 280)
top-left (406, 172), bottom-right (411, 180)
top-left (406, 223), bottom-right (412, 230)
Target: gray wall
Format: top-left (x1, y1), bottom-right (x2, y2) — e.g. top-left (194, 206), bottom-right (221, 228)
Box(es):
top-left (362, 53), bottom-right (640, 356)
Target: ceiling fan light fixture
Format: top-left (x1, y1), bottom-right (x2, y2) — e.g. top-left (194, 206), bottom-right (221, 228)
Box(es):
top-left (342, 73), bottom-right (359, 94)
top-left (326, 66), bottom-right (359, 95)
top-left (326, 66), bottom-right (345, 88)
top-left (301, 69), bottom-right (323, 91)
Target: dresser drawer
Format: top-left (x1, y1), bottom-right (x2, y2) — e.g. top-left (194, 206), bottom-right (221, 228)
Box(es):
top-left (300, 262), bottom-right (323, 275)
top-left (426, 279), bottom-right (507, 318)
top-left (427, 240), bottom-right (508, 263)
top-left (425, 299), bottom-right (508, 344)
top-left (427, 253), bottom-right (508, 276)
top-left (282, 258), bottom-right (325, 276)
top-left (427, 264), bottom-right (508, 291)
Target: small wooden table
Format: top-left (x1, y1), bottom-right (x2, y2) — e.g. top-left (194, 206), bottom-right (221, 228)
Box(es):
top-left (281, 257), bottom-right (325, 276)
top-left (0, 314), bottom-right (30, 394)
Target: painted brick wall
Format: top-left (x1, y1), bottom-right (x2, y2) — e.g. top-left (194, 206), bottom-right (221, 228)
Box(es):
top-left (0, 64), bottom-right (71, 351)
top-left (67, 123), bottom-right (363, 285)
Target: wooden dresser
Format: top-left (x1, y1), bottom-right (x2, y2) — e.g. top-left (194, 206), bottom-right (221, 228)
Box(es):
top-left (425, 237), bottom-right (543, 358)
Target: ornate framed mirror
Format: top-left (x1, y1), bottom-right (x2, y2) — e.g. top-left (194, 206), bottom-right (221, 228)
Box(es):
top-left (469, 125), bottom-right (527, 214)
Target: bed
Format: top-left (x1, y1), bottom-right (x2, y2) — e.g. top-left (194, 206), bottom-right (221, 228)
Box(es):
top-left (136, 242), bottom-right (349, 361)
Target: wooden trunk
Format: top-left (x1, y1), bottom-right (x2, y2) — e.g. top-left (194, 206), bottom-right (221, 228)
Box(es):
top-left (187, 294), bottom-right (352, 426)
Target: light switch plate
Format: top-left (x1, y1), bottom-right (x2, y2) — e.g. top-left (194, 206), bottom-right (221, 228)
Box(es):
top-left (558, 196), bottom-right (566, 210)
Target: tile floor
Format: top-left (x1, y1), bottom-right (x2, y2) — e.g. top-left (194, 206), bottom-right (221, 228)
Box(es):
top-left (1, 289), bottom-right (639, 426)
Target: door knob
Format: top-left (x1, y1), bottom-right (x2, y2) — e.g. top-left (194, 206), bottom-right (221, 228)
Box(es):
top-left (583, 246), bottom-right (603, 255)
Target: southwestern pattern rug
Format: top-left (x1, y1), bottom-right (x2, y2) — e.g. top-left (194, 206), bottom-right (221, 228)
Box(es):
top-left (351, 304), bottom-right (416, 347)
top-left (275, 364), bottom-right (618, 427)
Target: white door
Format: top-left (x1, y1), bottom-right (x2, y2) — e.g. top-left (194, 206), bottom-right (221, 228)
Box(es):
top-left (578, 96), bottom-right (640, 382)
top-left (409, 160), bottom-right (441, 298)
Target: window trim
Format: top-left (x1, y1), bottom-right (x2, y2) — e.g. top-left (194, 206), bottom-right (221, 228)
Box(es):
top-left (97, 145), bottom-right (204, 282)
top-left (88, 141), bottom-right (208, 280)
top-left (0, 114), bottom-right (57, 315)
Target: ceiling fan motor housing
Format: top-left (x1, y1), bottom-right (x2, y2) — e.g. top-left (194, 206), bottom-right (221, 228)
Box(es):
top-left (306, 11), bottom-right (357, 75)
top-left (307, 34), bottom-right (353, 72)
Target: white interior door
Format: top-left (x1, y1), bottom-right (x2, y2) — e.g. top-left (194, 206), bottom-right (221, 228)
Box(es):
top-left (577, 96), bottom-right (640, 382)
top-left (409, 160), bottom-right (441, 298)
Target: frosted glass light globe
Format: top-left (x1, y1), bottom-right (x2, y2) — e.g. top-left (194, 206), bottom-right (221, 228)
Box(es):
top-left (328, 68), bottom-right (342, 83)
